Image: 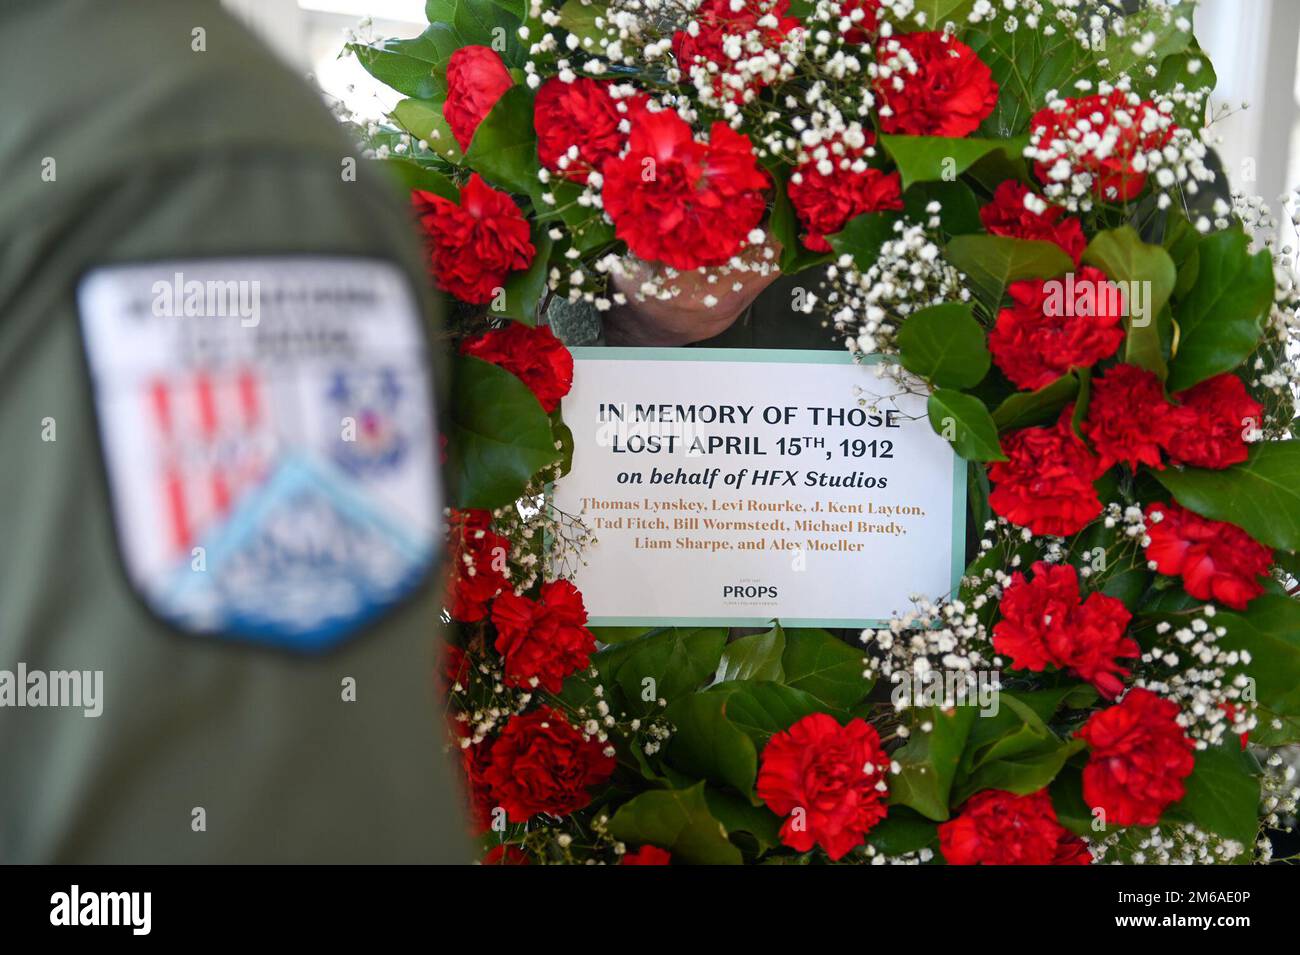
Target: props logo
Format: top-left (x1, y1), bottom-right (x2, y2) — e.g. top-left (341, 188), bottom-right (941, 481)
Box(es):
top-left (723, 584), bottom-right (778, 599)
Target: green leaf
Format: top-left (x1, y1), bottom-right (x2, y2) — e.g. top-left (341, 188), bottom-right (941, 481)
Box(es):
top-left (896, 302), bottom-right (991, 389)
top-left (967, 24), bottom-right (1089, 139)
top-left (350, 25), bottom-right (457, 100)
top-left (1081, 226), bottom-right (1177, 379)
top-left (607, 783), bottom-right (743, 865)
top-left (704, 788), bottom-right (782, 854)
top-left (899, 0), bottom-right (978, 30)
top-left (556, 0), bottom-right (609, 47)
top-left (380, 157), bottom-right (458, 201)
top-left (1166, 230), bottom-right (1274, 392)
top-left (955, 738), bottom-right (1085, 804)
top-left (448, 355), bottom-right (561, 508)
top-left (826, 211), bottom-right (901, 271)
top-left (963, 691), bottom-right (1055, 764)
top-left (464, 85), bottom-right (538, 195)
top-left (945, 234), bottom-right (1073, 314)
top-left (493, 225), bottom-right (551, 323)
top-left (960, 536), bottom-right (1040, 628)
top-left (615, 627), bottom-right (728, 717)
top-left (1250, 707), bottom-right (1300, 747)
top-left (1068, 522), bottom-right (1150, 610)
top-left (526, 177), bottom-right (615, 254)
top-left (927, 389), bottom-right (1006, 462)
top-left (889, 706), bottom-right (977, 821)
top-left (1161, 208), bottom-right (1201, 276)
top-left (765, 170), bottom-right (834, 273)
top-left (1277, 550), bottom-right (1300, 581)
top-left (1154, 50), bottom-right (1217, 127)
top-left (1152, 441), bottom-right (1300, 552)
top-left (879, 134), bottom-right (1027, 191)
top-left (450, 0), bottom-right (525, 64)
top-left (715, 681), bottom-right (827, 746)
top-left (780, 628), bottom-right (874, 709)
top-left (715, 627), bottom-right (786, 684)
top-left (1217, 594), bottom-right (1300, 717)
top-left (486, 0), bottom-right (528, 19)
top-left (1049, 765), bottom-right (1095, 836)
top-left (1165, 743), bottom-right (1260, 850)
top-left (1070, 365), bottom-right (1091, 438)
top-left (964, 147), bottom-right (1031, 196)
top-left (664, 692), bottom-right (759, 794)
top-left (558, 639), bottom-right (636, 711)
top-left (989, 372), bottom-right (1079, 431)
top-left (589, 625), bottom-right (657, 644)
top-left (902, 180), bottom-right (983, 237)
top-left (865, 807), bottom-right (939, 855)
top-left (1102, 1), bottom-right (1196, 80)
top-left (391, 97), bottom-right (463, 163)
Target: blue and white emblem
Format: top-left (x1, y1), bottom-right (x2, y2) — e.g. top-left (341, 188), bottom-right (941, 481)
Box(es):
top-left (327, 366), bottom-right (409, 475)
top-left (78, 257), bottom-right (443, 651)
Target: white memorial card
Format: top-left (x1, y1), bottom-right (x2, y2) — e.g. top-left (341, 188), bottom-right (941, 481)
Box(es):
top-left (551, 348), bottom-right (966, 627)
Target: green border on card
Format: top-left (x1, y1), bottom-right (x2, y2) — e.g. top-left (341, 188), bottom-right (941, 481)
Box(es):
top-left (559, 347), bottom-right (968, 629)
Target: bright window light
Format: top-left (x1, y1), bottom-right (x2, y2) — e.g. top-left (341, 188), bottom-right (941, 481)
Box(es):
top-left (298, 0), bottom-right (426, 22)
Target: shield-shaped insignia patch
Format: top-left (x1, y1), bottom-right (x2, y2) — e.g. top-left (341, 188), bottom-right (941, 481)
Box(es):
top-left (77, 257), bottom-right (443, 651)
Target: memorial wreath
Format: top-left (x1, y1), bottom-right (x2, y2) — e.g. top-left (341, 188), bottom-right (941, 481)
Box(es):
top-left (347, 0), bottom-right (1300, 864)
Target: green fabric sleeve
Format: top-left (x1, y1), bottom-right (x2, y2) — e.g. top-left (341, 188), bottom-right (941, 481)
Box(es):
top-left (0, 0), bottom-right (469, 862)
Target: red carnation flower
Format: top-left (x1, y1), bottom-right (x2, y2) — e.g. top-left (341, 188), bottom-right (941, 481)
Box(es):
top-left (756, 713), bottom-right (891, 860)
top-left (443, 45), bottom-right (513, 151)
top-left (1144, 502), bottom-right (1272, 609)
top-left (446, 508), bottom-right (511, 623)
top-left (455, 723), bottom-right (498, 834)
top-left (1165, 374), bottom-right (1262, 470)
top-left (1051, 831), bottom-right (1095, 865)
top-left (1029, 91), bottom-right (1174, 202)
top-left (939, 789), bottom-right (1091, 865)
top-left (601, 108), bottom-right (770, 270)
top-left (491, 580), bottom-right (596, 694)
top-left (1077, 688), bottom-right (1195, 827)
top-left (412, 175), bottom-right (535, 304)
top-left (874, 32), bottom-right (998, 137)
top-left (838, 0), bottom-right (881, 43)
top-left (979, 180), bottom-right (1087, 265)
top-left (989, 268), bottom-right (1126, 390)
top-left (988, 408), bottom-right (1104, 537)
top-left (482, 706), bottom-right (615, 822)
top-left (621, 845), bottom-right (672, 865)
top-left (994, 561), bottom-right (1139, 699)
top-left (481, 844), bottom-right (530, 865)
top-left (534, 77), bottom-right (626, 184)
top-left (787, 135), bottom-right (902, 251)
top-left (441, 643), bottom-right (471, 697)
top-left (1082, 363), bottom-right (1178, 472)
top-left (672, 0), bottom-right (802, 101)
top-left (460, 321), bottom-right (574, 413)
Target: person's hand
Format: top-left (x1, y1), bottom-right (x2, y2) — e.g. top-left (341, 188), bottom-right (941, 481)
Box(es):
top-left (603, 237), bottom-right (783, 346)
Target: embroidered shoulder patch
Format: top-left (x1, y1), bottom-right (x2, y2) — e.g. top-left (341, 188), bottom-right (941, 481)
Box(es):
top-left (78, 257), bottom-right (443, 651)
